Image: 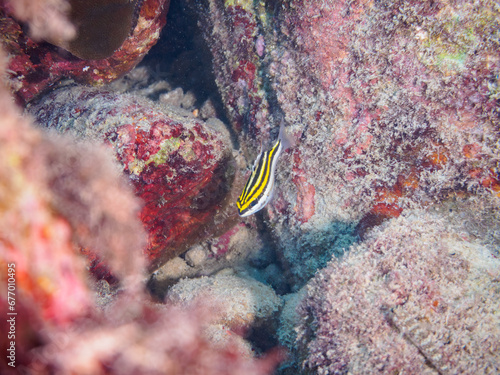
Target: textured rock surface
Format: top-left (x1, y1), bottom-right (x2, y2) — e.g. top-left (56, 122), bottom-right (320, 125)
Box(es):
top-left (271, 0), bottom-right (500, 220)
top-left (198, 0), bottom-right (272, 148)
top-left (198, 0), bottom-right (500, 286)
top-left (167, 271), bottom-right (282, 329)
top-left (0, 67), bottom-right (279, 375)
top-left (297, 210), bottom-right (500, 374)
top-left (28, 85), bottom-right (236, 270)
top-left (148, 222), bottom-right (269, 297)
top-left (1, 0), bottom-right (169, 104)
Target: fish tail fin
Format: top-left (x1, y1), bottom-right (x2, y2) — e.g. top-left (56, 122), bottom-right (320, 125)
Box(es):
top-left (278, 120), bottom-right (296, 150)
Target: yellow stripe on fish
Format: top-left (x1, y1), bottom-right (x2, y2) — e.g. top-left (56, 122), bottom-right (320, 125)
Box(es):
top-left (237, 122), bottom-right (294, 217)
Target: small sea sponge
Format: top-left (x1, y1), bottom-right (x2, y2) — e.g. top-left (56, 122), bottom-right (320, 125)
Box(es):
top-left (298, 209), bottom-right (500, 374)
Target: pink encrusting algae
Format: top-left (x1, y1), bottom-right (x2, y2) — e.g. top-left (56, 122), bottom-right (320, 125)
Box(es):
top-left (197, 0), bottom-right (500, 285)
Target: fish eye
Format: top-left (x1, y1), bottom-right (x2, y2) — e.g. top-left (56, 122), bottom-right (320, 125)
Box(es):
top-left (250, 200), bottom-right (258, 207)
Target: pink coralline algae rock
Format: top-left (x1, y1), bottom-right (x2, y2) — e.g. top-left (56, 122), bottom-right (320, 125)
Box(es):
top-left (1, 0), bottom-right (169, 104)
top-left (198, 0), bottom-right (273, 157)
top-left (200, 0), bottom-right (500, 284)
top-left (28, 85), bottom-right (235, 271)
top-left (296, 210), bottom-right (500, 374)
top-left (27, 295), bottom-right (282, 375)
top-left (0, 58), bottom-right (145, 368)
top-left (270, 0), bottom-right (500, 223)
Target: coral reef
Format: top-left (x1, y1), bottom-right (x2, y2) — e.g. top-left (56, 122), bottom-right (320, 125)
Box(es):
top-left (196, 0), bottom-right (500, 286)
top-left (1, 0), bottom-right (169, 103)
top-left (0, 16), bottom-right (280, 371)
top-left (297, 210), bottom-right (500, 374)
top-left (28, 84), bottom-right (237, 271)
top-left (2, 1), bottom-right (499, 374)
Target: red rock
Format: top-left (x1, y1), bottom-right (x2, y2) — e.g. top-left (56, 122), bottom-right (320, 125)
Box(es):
top-left (0, 0), bottom-right (169, 104)
top-left (28, 85), bottom-right (235, 270)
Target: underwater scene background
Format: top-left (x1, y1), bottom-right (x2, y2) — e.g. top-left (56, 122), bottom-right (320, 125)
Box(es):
top-left (0, 0), bottom-right (499, 374)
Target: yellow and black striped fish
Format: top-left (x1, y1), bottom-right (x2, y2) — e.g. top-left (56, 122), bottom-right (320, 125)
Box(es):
top-left (237, 123), bottom-right (294, 217)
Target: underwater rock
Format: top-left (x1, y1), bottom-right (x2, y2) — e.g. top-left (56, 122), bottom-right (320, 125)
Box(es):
top-left (296, 210), bottom-right (500, 374)
top-left (28, 85), bottom-right (236, 271)
top-left (1, 0), bottom-right (169, 104)
top-left (197, 0), bottom-right (272, 154)
top-left (198, 0), bottom-right (500, 286)
top-left (167, 271), bottom-right (283, 362)
top-left (147, 222), bottom-right (269, 298)
top-left (277, 288), bottom-right (307, 351)
top-left (1, 277), bottom-right (281, 375)
top-left (167, 271), bottom-right (282, 330)
top-left (273, 0), bottom-right (500, 222)
top-left (0, 10), bottom-right (281, 375)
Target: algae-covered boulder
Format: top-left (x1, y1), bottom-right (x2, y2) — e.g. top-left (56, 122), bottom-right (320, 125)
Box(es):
top-left (297, 210), bottom-right (500, 374)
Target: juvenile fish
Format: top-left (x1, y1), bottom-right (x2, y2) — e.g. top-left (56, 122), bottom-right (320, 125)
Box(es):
top-left (237, 123), bottom-right (294, 217)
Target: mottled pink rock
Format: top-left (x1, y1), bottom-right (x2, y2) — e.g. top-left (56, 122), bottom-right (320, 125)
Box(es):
top-left (200, 0), bottom-right (500, 284)
top-left (199, 0), bottom-right (271, 154)
top-left (28, 85), bottom-right (235, 271)
top-left (271, 0), bottom-right (500, 222)
top-left (0, 73), bottom-right (145, 330)
top-left (297, 210), bottom-right (500, 374)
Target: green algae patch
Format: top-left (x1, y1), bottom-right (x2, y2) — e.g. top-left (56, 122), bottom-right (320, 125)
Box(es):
top-left (147, 138), bottom-right (182, 167)
top-left (436, 51), bottom-right (468, 72)
top-left (417, 2), bottom-right (499, 75)
top-left (178, 145), bottom-right (197, 163)
top-left (224, 0), bottom-right (253, 12)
